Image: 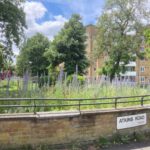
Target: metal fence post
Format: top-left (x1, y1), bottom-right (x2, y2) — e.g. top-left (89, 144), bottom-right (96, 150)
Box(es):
top-left (141, 96), bottom-right (144, 107)
top-left (79, 100), bottom-right (81, 115)
top-left (33, 99), bottom-right (36, 114)
top-left (115, 98), bottom-right (117, 109)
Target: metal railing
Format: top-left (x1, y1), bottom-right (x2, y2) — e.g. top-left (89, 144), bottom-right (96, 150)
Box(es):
top-left (0, 95), bottom-right (150, 114)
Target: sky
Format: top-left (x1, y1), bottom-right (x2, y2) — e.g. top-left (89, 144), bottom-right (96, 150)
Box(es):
top-left (13, 0), bottom-right (105, 55)
top-left (24, 0), bottom-right (105, 39)
top-left (13, 0), bottom-right (150, 56)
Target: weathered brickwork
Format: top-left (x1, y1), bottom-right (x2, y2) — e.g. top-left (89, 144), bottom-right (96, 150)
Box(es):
top-left (0, 108), bottom-right (150, 148)
top-left (136, 59), bottom-right (150, 84)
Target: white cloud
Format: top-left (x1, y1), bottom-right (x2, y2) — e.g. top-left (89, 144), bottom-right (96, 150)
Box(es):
top-left (24, 1), bottom-right (67, 40)
top-left (13, 1), bottom-right (68, 55)
top-left (24, 1), bottom-right (47, 24)
top-left (32, 0), bottom-right (104, 24)
top-left (25, 14), bottom-right (67, 40)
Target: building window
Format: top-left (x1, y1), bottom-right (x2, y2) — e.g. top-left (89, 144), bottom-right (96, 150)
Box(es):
top-left (140, 66), bottom-right (145, 72)
top-left (127, 67), bottom-right (135, 71)
top-left (140, 76), bottom-right (145, 82)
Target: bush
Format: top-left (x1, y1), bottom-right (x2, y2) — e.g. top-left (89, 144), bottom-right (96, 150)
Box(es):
top-left (67, 75), bottom-right (86, 85)
top-left (38, 75), bottom-right (57, 87)
top-left (98, 137), bottom-right (111, 148)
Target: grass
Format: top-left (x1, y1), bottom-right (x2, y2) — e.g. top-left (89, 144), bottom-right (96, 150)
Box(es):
top-left (0, 78), bottom-right (150, 113)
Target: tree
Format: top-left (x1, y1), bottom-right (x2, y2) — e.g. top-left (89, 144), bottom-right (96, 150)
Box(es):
top-left (95, 0), bottom-right (150, 81)
top-left (0, 0), bottom-right (26, 67)
top-left (45, 14), bottom-right (89, 75)
top-left (144, 28), bottom-right (150, 58)
top-left (0, 43), bottom-right (13, 70)
top-left (0, 44), bottom-right (5, 67)
top-left (0, 0), bottom-right (26, 48)
top-left (16, 33), bottom-right (49, 76)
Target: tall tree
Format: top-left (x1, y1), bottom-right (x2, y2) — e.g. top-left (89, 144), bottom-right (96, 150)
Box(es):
top-left (45, 14), bottom-right (89, 75)
top-left (0, 0), bottom-right (26, 67)
top-left (0, 44), bottom-right (10, 68)
top-left (95, 0), bottom-right (150, 81)
top-left (0, 44), bottom-right (4, 67)
top-left (0, 0), bottom-right (26, 48)
top-left (16, 33), bottom-right (49, 76)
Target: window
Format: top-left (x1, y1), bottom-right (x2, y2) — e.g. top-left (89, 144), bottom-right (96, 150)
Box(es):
top-left (140, 66), bottom-right (145, 72)
top-left (127, 67), bottom-right (135, 71)
top-left (140, 76), bottom-right (145, 82)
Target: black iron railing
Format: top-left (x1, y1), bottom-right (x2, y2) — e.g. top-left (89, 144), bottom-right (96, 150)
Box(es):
top-left (0, 95), bottom-right (150, 114)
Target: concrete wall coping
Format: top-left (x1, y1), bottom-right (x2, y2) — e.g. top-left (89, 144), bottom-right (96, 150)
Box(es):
top-left (0, 106), bottom-right (149, 120)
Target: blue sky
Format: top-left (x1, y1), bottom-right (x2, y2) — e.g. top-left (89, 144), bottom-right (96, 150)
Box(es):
top-left (14, 0), bottom-right (105, 55)
top-left (24, 0), bottom-right (105, 38)
top-left (38, 0), bottom-right (105, 24)
top-left (13, 0), bottom-right (150, 56)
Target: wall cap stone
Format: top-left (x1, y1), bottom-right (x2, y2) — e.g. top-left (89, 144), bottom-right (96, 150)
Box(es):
top-left (0, 106), bottom-right (149, 120)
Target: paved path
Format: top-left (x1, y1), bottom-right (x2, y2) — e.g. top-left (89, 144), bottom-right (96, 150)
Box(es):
top-left (105, 141), bottom-right (150, 150)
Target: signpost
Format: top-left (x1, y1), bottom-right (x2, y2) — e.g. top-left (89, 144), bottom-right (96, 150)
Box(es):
top-left (117, 113), bottom-right (147, 129)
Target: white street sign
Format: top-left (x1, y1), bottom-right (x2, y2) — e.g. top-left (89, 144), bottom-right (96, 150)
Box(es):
top-left (117, 113), bottom-right (147, 129)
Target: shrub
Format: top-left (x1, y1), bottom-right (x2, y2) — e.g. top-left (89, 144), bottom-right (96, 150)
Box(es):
top-left (98, 137), bottom-right (111, 148)
top-left (67, 75), bottom-right (86, 85)
top-left (38, 75), bottom-right (56, 87)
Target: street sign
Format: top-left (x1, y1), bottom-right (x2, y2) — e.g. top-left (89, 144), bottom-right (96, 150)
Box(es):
top-left (117, 113), bottom-right (146, 129)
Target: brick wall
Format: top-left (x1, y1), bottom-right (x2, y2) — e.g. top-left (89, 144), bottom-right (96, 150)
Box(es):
top-left (136, 58), bottom-right (150, 84)
top-left (0, 108), bottom-right (150, 148)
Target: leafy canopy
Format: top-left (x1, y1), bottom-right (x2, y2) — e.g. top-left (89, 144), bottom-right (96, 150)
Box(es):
top-left (95, 0), bottom-right (150, 81)
top-left (0, 0), bottom-right (26, 67)
top-left (16, 33), bottom-right (49, 76)
top-left (0, 44), bottom-right (11, 68)
top-left (0, 0), bottom-right (26, 48)
top-left (144, 28), bottom-right (150, 58)
top-left (45, 14), bottom-right (89, 75)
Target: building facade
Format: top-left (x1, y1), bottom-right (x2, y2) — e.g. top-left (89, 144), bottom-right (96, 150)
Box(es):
top-left (85, 25), bottom-right (150, 84)
top-left (136, 58), bottom-right (150, 84)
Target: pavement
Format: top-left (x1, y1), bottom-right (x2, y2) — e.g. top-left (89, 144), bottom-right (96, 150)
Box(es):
top-left (105, 141), bottom-right (150, 150)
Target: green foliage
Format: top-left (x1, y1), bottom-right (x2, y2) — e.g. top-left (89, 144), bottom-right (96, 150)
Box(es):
top-left (0, 0), bottom-right (26, 49)
top-left (67, 75), bottom-right (85, 85)
top-left (77, 75), bottom-right (86, 85)
top-left (0, 44), bottom-right (14, 69)
top-left (95, 0), bottom-right (149, 81)
top-left (98, 137), bottom-right (111, 148)
top-left (38, 75), bottom-right (57, 87)
top-left (96, 132), bottom-right (149, 149)
top-left (0, 44), bottom-right (5, 67)
top-left (0, 77), bottom-right (150, 113)
top-left (144, 28), bottom-right (150, 58)
top-left (16, 33), bottom-right (49, 76)
top-left (115, 134), bottom-right (131, 144)
top-left (45, 14), bottom-right (89, 75)
top-left (111, 132), bottom-right (147, 145)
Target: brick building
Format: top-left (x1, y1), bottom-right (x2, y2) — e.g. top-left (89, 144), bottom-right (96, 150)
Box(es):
top-left (86, 25), bottom-right (105, 78)
top-left (85, 25), bottom-right (150, 84)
